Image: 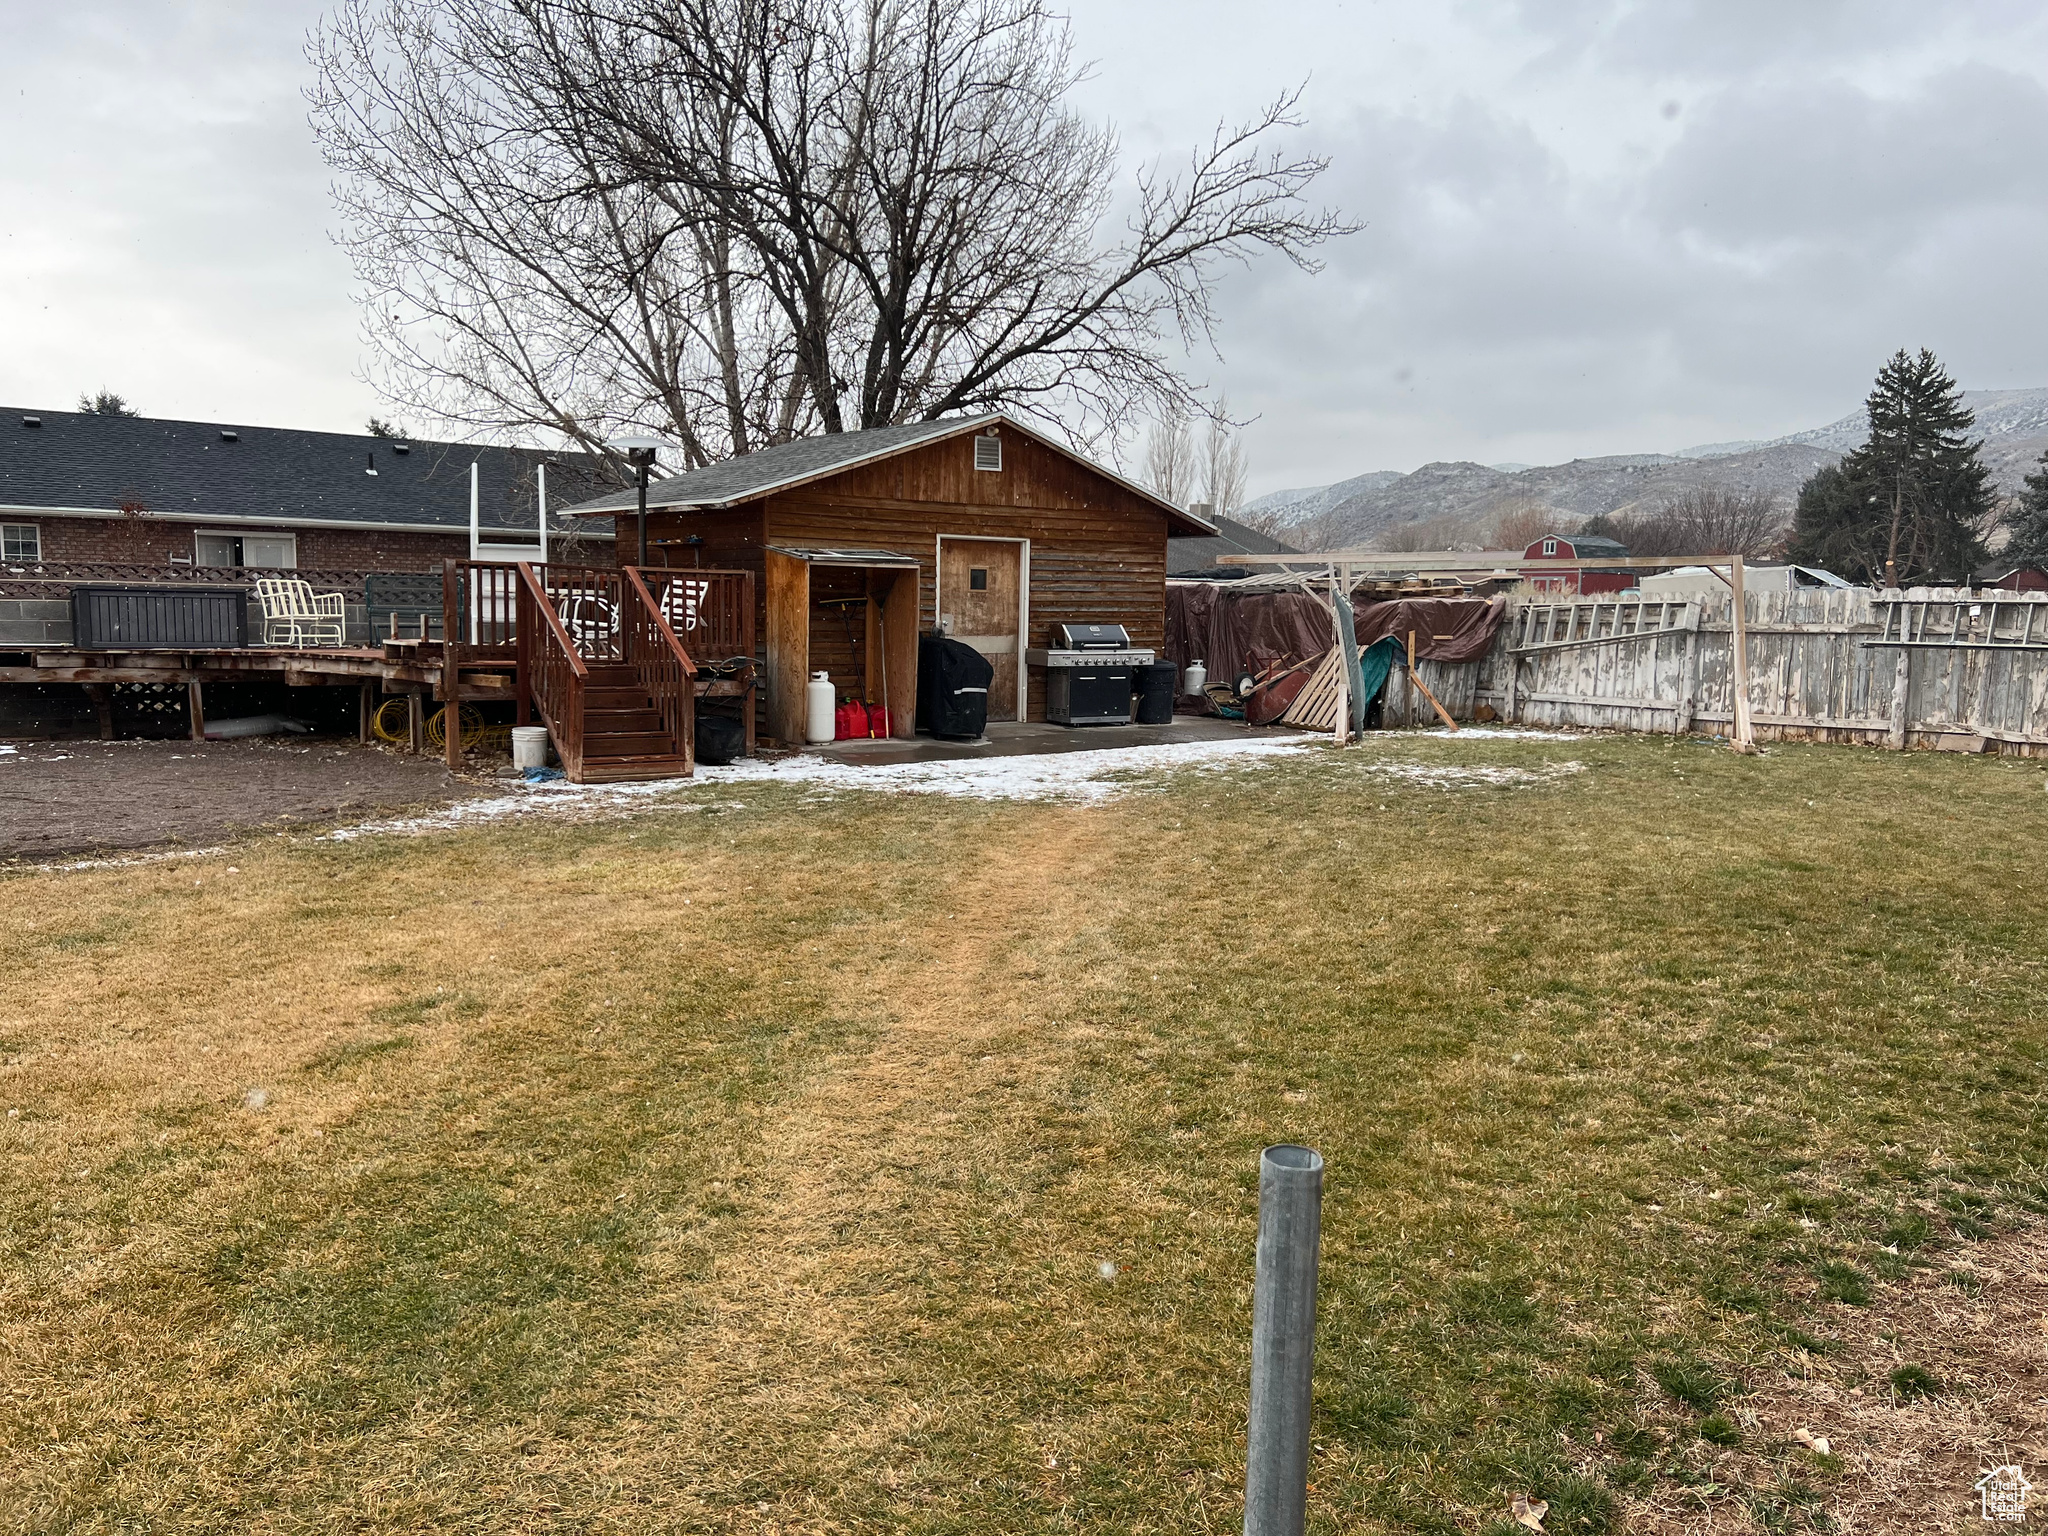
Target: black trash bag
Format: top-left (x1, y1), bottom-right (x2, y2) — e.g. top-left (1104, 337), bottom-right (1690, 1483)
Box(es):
top-left (916, 633), bottom-right (994, 739)
top-left (695, 713), bottom-right (746, 765)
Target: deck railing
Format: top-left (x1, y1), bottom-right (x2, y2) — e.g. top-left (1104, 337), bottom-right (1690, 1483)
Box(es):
top-left (623, 567), bottom-right (697, 767)
top-left (515, 563), bottom-right (590, 778)
top-left (0, 562), bottom-right (379, 599)
top-left (642, 568), bottom-right (756, 662)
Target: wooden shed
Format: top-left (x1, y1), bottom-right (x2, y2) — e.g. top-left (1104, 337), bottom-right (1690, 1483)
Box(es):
top-left (559, 415), bottom-right (1213, 744)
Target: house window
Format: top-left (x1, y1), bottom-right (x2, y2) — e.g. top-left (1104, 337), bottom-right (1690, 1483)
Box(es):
top-left (974, 433), bottom-right (1002, 472)
top-left (1541, 538), bottom-right (1558, 556)
top-left (1, 523), bottom-right (39, 562)
top-left (969, 567), bottom-right (988, 591)
top-left (196, 530), bottom-right (297, 569)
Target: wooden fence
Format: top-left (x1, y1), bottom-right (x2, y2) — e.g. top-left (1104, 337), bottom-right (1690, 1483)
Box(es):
top-left (1379, 589), bottom-right (2048, 755)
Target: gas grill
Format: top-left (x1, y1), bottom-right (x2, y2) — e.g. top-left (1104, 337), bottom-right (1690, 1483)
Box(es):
top-left (1026, 622), bottom-right (1156, 726)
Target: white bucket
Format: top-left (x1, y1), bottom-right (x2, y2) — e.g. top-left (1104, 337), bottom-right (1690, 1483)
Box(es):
top-left (511, 725), bottom-right (551, 769)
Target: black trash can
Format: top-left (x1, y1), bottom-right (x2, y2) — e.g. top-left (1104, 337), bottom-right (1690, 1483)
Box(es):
top-left (1134, 659), bottom-right (1177, 725)
top-left (917, 633), bottom-right (994, 739)
top-left (695, 711), bottom-right (747, 765)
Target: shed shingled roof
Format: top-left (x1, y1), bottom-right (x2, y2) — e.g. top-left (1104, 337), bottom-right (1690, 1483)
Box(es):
top-left (0, 407), bottom-right (614, 536)
top-left (558, 412), bottom-right (1216, 537)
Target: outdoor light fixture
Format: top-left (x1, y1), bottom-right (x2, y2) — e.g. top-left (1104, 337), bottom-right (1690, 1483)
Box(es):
top-left (610, 435), bottom-right (667, 567)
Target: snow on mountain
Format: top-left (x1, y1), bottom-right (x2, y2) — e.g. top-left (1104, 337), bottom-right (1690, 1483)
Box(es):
top-left (1248, 388), bottom-right (2048, 548)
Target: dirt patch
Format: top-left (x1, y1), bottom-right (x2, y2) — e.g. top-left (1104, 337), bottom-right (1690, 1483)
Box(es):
top-left (0, 737), bottom-right (483, 860)
top-left (1627, 1225), bottom-right (2048, 1534)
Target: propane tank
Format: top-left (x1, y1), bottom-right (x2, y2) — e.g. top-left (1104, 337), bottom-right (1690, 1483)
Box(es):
top-left (1182, 659), bottom-right (1207, 698)
top-left (805, 671), bottom-right (835, 744)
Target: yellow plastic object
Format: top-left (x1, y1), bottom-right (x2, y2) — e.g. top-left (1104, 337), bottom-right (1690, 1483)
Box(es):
top-left (425, 703), bottom-right (488, 750)
top-left (370, 697), bottom-right (412, 743)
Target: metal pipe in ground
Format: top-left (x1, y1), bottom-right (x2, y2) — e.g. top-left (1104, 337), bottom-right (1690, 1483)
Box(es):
top-left (1244, 1144), bottom-right (1324, 1536)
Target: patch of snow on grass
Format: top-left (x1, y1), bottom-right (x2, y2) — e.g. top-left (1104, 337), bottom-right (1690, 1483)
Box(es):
top-left (702, 734), bottom-right (1320, 804)
top-left (1354, 760), bottom-right (1586, 789)
top-left (322, 734), bottom-right (1321, 841)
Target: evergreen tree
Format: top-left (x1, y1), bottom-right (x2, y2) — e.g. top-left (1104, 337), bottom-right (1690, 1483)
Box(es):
top-left (2002, 450), bottom-right (2048, 570)
top-left (77, 390), bottom-right (138, 417)
top-left (1787, 348), bottom-right (1992, 585)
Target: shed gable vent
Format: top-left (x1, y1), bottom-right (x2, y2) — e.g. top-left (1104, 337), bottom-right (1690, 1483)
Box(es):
top-left (974, 433), bottom-right (1002, 472)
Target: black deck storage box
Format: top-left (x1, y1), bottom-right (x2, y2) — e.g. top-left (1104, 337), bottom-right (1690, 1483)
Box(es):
top-left (917, 633), bottom-right (994, 739)
top-left (70, 585), bottom-right (249, 649)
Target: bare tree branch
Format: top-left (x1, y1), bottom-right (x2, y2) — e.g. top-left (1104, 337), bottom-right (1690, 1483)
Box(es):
top-left (308, 0), bottom-right (1353, 460)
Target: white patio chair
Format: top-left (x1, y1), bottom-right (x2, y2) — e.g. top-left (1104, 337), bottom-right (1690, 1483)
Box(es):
top-left (254, 577), bottom-right (346, 647)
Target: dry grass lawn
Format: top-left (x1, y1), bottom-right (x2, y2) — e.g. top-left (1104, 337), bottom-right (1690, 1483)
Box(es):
top-left (3, 731), bottom-right (2047, 1534)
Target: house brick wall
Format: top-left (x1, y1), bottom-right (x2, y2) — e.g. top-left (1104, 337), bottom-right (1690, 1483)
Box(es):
top-left (0, 515), bottom-right (617, 571)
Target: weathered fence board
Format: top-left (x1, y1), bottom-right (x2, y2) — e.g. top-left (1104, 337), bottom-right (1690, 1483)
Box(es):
top-left (1458, 588), bottom-right (2048, 755)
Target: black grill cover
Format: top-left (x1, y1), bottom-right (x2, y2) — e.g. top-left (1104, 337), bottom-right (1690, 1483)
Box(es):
top-left (917, 633), bottom-right (994, 739)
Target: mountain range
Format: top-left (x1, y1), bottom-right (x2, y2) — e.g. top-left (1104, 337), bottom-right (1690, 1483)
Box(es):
top-left (1242, 388), bottom-right (2048, 549)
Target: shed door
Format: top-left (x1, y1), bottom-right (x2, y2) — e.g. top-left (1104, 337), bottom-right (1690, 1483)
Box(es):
top-left (938, 539), bottom-right (1023, 721)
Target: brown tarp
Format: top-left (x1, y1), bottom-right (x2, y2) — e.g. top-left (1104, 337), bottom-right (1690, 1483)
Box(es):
top-left (1353, 596), bottom-right (1507, 664)
top-left (1163, 584), bottom-right (1507, 712)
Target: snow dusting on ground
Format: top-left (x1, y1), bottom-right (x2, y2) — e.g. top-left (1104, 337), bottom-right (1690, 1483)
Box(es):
top-left (321, 734), bottom-right (1324, 841)
top-left (14, 727), bottom-right (1591, 865)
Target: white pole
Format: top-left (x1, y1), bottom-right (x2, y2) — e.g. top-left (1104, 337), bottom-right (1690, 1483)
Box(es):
top-left (469, 461), bottom-right (480, 561)
top-left (537, 461), bottom-right (548, 566)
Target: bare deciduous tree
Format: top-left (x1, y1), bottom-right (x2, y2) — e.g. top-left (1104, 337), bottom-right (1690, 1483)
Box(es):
top-left (1584, 488), bottom-right (1787, 559)
top-left (1488, 500), bottom-right (1563, 550)
top-left (1142, 410), bottom-right (1195, 508)
top-left (1199, 408), bottom-right (1249, 519)
top-left (309, 0), bottom-right (1350, 466)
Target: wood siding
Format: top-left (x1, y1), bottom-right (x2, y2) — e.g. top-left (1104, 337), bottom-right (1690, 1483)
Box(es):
top-left (621, 428), bottom-right (1170, 725)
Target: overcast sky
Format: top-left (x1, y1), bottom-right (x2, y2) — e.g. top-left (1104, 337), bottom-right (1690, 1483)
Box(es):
top-left (4, 1), bottom-right (2045, 494)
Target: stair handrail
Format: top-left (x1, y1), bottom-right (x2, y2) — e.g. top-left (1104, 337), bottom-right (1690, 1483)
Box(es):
top-left (516, 560), bottom-right (591, 779)
top-left (623, 565), bottom-right (697, 768)
top-left (623, 566), bottom-right (698, 678)
top-left (516, 561), bottom-right (591, 680)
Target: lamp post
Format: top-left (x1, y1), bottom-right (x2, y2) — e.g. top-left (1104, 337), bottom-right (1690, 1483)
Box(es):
top-left (609, 436), bottom-right (666, 567)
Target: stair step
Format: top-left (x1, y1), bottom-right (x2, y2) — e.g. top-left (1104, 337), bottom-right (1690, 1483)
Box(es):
top-left (584, 666), bottom-right (639, 686)
top-left (576, 757), bottom-right (692, 784)
top-left (585, 686), bottom-right (646, 710)
top-left (585, 707), bottom-right (664, 732)
top-left (581, 730), bottom-right (678, 757)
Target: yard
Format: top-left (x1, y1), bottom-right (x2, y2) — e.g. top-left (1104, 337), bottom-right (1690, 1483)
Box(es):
top-left (2, 732), bottom-right (2045, 1534)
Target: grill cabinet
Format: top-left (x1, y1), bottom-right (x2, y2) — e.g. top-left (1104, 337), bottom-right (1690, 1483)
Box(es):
top-left (1027, 622), bottom-right (1157, 726)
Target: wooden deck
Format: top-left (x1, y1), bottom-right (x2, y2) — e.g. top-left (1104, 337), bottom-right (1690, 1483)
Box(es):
top-left (0, 560), bottom-right (759, 780)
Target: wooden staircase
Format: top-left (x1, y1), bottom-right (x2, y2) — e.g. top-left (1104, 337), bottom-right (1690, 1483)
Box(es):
top-left (578, 663), bottom-right (692, 782)
top-left (514, 563), bottom-right (698, 784)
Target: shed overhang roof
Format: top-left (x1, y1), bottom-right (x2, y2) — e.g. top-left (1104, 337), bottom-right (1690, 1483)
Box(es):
top-left (766, 545), bottom-right (922, 568)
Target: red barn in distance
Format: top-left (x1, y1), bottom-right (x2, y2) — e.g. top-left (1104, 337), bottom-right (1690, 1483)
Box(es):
top-left (1522, 532), bottom-right (1632, 595)
top-left (1973, 562), bottom-right (2048, 592)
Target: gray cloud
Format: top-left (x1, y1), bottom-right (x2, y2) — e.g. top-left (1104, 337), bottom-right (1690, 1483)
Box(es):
top-left (2, 0), bottom-right (2043, 496)
top-left (1190, 8), bottom-right (2048, 488)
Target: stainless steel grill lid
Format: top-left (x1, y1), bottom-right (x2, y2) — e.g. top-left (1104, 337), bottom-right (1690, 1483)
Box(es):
top-left (1053, 622), bottom-right (1132, 650)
